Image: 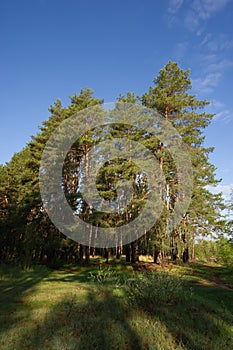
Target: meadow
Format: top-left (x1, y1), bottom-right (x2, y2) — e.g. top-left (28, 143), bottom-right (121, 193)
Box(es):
top-left (0, 260), bottom-right (232, 350)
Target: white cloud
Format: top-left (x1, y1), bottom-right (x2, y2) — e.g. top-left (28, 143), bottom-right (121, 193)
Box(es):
top-left (201, 33), bottom-right (212, 46)
top-left (191, 0), bottom-right (230, 21)
top-left (206, 99), bottom-right (233, 124)
top-left (166, 0), bottom-right (184, 26)
top-left (196, 27), bottom-right (205, 36)
top-left (168, 0), bottom-right (184, 14)
top-left (214, 109), bottom-right (233, 123)
top-left (207, 184), bottom-right (233, 201)
top-left (192, 56), bottom-right (233, 95)
top-left (166, 1), bottom-right (232, 100)
top-left (167, 0), bottom-right (230, 29)
top-left (210, 99), bottom-right (224, 109)
top-left (184, 10), bottom-right (200, 28)
top-left (207, 184), bottom-right (233, 219)
top-left (206, 59), bottom-right (233, 73)
top-left (201, 53), bottom-right (218, 63)
top-left (201, 33), bottom-right (233, 52)
top-left (192, 72), bottom-right (222, 94)
top-left (184, 0), bottom-right (231, 28)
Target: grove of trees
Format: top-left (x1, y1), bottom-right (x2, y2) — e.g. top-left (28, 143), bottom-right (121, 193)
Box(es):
top-left (0, 61), bottom-right (232, 268)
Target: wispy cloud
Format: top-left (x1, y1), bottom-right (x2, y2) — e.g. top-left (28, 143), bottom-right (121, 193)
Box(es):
top-left (205, 99), bottom-right (233, 124)
top-left (167, 0), bottom-right (184, 14)
top-left (206, 59), bottom-right (233, 73)
top-left (192, 72), bottom-right (222, 94)
top-left (190, 0), bottom-right (230, 21)
top-left (213, 108), bottom-right (233, 124)
top-left (193, 54), bottom-right (233, 95)
top-left (166, 0), bottom-right (185, 26)
top-left (167, 0), bottom-right (230, 28)
top-left (185, 0), bottom-right (230, 29)
top-left (201, 33), bottom-right (233, 52)
top-left (166, 0), bottom-right (233, 98)
top-left (201, 33), bottom-right (212, 46)
top-left (199, 52), bottom-right (233, 73)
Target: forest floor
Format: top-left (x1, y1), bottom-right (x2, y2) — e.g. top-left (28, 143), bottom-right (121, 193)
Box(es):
top-left (0, 260), bottom-right (232, 350)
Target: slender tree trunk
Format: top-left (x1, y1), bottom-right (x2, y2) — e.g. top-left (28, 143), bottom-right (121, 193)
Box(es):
top-left (131, 241), bottom-right (138, 263)
top-left (170, 231), bottom-right (178, 261)
top-left (171, 242), bottom-right (178, 261)
top-left (79, 244), bottom-right (84, 262)
top-left (191, 230), bottom-right (195, 260)
top-left (182, 216), bottom-right (189, 263)
top-left (85, 245), bottom-right (90, 264)
top-left (116, 246), bottom-right (121, 259)
top-left (90, 246), bottom-right (95, 257)
top-left (126, 244), bottom-right (131, 262)
top-left (153, 244), bottom-right (159, 264)
top-left (182, 247), bottom-right (189, 263)
top-left (104, 248), bottom-right (109, 263)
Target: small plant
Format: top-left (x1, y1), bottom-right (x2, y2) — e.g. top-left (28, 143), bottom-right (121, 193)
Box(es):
top-left (88, 266), bottom-right (123, 287)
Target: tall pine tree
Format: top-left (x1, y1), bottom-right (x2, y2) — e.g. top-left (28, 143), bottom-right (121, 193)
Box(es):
top-left (142, 61), bottom-right (224, 262)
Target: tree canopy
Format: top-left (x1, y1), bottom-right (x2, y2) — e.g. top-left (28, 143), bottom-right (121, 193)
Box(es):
top-left (0, 62), bottom-right (228, 268)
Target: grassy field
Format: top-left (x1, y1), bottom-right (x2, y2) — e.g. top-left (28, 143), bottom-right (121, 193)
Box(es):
top-left (0, 261), bottom-right (232, 350)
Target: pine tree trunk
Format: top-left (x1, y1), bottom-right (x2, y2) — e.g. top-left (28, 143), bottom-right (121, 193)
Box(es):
top-left (171, 242), bottom-right (178, 261)
top-left (191, 230), bottom-right (195, 260)
top-left (182, 247), bottom-right (189, 263)
top-left (182, 216), bottom-right (189, 263)
top-left (126, 244), bottom-right (131, 262)
top-left (104, 248), bottom-right (109, 263)
top-left (153, 244), bottom-right (159, 264)
top-left (116, 246), bottom-right (121, 259)
top-left (90, 246), bottom-right (95, 257)
top-left (85, 245), bottom-right (90, 264)
top-left (131, 241), bottom-right (138, 263)
top-left (79, 244), bottom-right (84, 262)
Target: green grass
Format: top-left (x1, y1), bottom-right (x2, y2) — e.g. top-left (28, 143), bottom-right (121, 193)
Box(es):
top-left (0, 262), bottom-right (232, 349)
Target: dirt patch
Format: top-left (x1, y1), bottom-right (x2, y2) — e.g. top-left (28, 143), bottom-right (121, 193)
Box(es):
top-left (212, 275), bottom-right (233, 291)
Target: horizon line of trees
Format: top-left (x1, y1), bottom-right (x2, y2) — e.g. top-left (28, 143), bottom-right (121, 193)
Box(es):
top-left (0, 61), bottom-right (232, 268)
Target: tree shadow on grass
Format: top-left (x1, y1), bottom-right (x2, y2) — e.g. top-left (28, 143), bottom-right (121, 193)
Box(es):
top-left (1, 264), bottom-right (233, 349)
top-left (0, 264), bottom-right (142, 350)
top-left (0, 265), bottom-right (52, 347)
top-left (132, 281), bottom-right (233, 350)
top-left (14, 286), bottom-right (143, 350)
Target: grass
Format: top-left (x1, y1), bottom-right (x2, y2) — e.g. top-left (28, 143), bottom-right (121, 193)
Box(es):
top-left (0, 261), bottom-right (232, 349)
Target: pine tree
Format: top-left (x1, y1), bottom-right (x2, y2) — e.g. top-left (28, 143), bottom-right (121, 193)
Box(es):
top-left (28, 88), bottom-right (103, 265)
top-left (142, 61), bottom-right (224, 262)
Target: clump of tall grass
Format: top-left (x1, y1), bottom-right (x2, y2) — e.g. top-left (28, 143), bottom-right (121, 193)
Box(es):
top-left (88, 266), bottom-right (124, 288)
top-left (88, 266), bottom-right (192, 309)
top-left (126, 270), bottom-right (192, 309)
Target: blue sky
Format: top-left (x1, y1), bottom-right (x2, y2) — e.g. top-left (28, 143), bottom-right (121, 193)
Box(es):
top-left (0, 0), bottom-right (233, 200)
